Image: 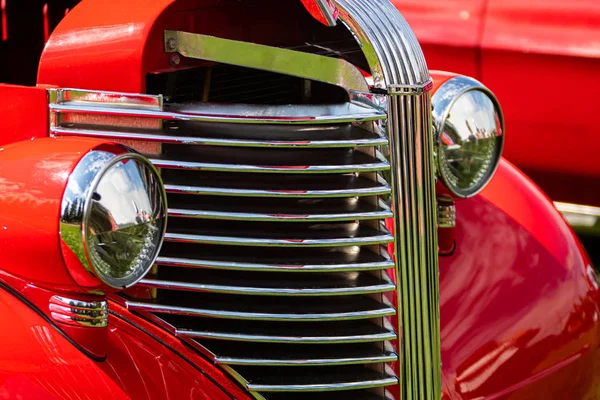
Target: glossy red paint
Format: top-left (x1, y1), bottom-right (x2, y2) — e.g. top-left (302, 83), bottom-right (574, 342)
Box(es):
top-left (0, 285), bottom-right (128, 399)
top-left (481, 0), bottom-right (600, 207)
top-left (38, 0), bottom-right (320, 93)
top-left (0, 284), bottom-right (241, 399)
top-left (439, 159), bottom-right (600, 399)
top-left (107, 300), bottom-right (252, 400)
top-left (391, 0), bottom-right (486, 78)
top-left (395, 0), bottom-right (600, 207)
top-left (0, 270), bottom-right (108, 359)
top-left (0, 85), bottom-right (48, 145)
top-left (0, 137), bottom-right (133, 294)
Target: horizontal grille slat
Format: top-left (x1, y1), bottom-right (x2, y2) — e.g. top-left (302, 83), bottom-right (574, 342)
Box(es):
top-left (150, 149), bottom-right (390, 174)
top-left (124, 293), bottom-right (396, 321)
top-left (52, 126), bottom-right (388, 148)
top-left (139, 269), bottom-right (396, 296)
top-left (51, 87), bottom-right (399, 398)
top-left (156, 244), bottom-right (395, 273)
top-left (165, 316), bottom-right (397, 343)
top-left (164, 231), bottom-right (394, 248)
top-left (50, 101), bottom-right (386, 124)
top-left (163, 172), bottom-right (391, 198)
top-left (235, 365), bottom-right (398, 392)
top-left (167, 197), bottom-right (393, 222)
top-left (209, 341), bottom-right (397, 366)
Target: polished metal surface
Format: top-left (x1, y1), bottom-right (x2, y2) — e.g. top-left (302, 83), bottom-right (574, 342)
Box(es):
top-left (125, 298), bottom-right (397, 321)
top-left (555, 201), bottom-right (600, 236)
top-left (432, 75), bottom-right (505, 198)
top-left (164, 31), bottom-right (369, 93)
top-left (333, 1), bottom-right (442, 398)
top-left (335, 0), bottom-right (430, 89)
top-left (245, 375), bottom-right (399, 392)
top-left (167, 198), bottom-right (393, 222)
top-left (49, 295), bottom-right (108, 328)
top-left (59, 149), bottom-right (167, 289)
top-left (52, 101), bottom-right (386, 125)
top-left (150, 150), bottom-right (390, 174)
top-left (386, 92), bottom-right (441, 400)
top-left (139, 271), bottom-right (395, 296)
top-left (438, 201), bottom-right (457, 228)
top-left (164, 175), bottom-right (391, 199)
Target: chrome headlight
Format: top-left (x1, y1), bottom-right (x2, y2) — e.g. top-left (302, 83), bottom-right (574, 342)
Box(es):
top-left (432, 76), bottom-right (504, 198)
top-left (60, 149), bottom-right (167, 289)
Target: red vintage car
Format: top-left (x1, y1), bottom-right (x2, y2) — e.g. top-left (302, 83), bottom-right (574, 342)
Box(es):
top-left (0, 0), bottom-right (598, 399)
top-left (394, 0), bottom-right (600, 241)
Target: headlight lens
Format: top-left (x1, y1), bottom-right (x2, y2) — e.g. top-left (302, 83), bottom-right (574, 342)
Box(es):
top-left (433, 76), bottom-right (504, 198)
top-left (61, 149), bottom-right (167, 289)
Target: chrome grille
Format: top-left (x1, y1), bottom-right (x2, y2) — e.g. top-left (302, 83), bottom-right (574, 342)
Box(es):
top-left (50, 89), bottom-right (401, 398)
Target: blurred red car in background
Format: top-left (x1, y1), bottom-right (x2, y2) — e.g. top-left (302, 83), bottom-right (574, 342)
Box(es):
top-left (393, 0), bottom-right (600, 248)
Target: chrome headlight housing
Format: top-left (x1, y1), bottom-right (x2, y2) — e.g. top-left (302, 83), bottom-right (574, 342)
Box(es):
top-left (60, 148), bottom-right (167, 289)
top-left (432, 76), bottom-right (504, 198)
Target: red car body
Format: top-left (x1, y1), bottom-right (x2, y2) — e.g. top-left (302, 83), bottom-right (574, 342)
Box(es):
top-left (394, 0), bottom-right (600, 209)
top-left (0, 1), bottom-right (598, 399)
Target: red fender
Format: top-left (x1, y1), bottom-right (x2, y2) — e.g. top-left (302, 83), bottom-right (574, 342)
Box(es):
top-left (0, 283), bottom-right (245, 400)
top-left (439, 159), bottom-right (600, 399)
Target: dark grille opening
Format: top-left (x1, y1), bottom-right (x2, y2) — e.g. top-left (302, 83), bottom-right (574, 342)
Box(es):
top-left (147, 64), bottom-right (348, 105)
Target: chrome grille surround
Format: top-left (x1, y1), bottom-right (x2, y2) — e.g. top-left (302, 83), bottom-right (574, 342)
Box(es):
top-left (338, 1), bottom-right (441, 398)
top-left (48, 1), bottom-right (440, 398)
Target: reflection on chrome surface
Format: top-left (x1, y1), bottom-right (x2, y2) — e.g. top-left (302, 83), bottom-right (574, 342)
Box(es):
top-left (60, 150), bottom-right (167, 290)
top-left (440, 91), bottom-right (501, 194)
top-left (433, 76), bottom-right (504, 198)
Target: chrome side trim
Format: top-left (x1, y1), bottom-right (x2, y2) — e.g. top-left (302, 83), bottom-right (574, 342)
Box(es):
top-left (164, 31), bottom-right (369, 93)
top-left (555, 201), bottom-right (600, 235)
top-left (49, 296), bottom-right (108, 328)
top-left (437, 202), bottom-right (456, 228)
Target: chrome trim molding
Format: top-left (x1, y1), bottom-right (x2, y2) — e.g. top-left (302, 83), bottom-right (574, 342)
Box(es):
top-left (438, 201), bottom-right (456, 228)
top-left (555, 201), bottom-right (600, 235)
top-left (51, 101), bottom-right (386, 125)
top-left (164, 31), bottom-right (369, 93)
top-left (335, 0), bottom-right (430, 89)
top-left (337, 1), bottom-right (441, 398)
top-left (49, 295), bottom-right (108, 328)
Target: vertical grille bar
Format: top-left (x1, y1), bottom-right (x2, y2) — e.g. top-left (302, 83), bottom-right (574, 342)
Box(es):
top-left (388, 93), bottom-right (440, 399)
top-left (337, 0), bottom-right (441, 397)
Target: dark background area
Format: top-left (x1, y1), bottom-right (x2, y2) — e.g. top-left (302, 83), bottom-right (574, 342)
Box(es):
top-left (0, 0), bottom-right (80, 86)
